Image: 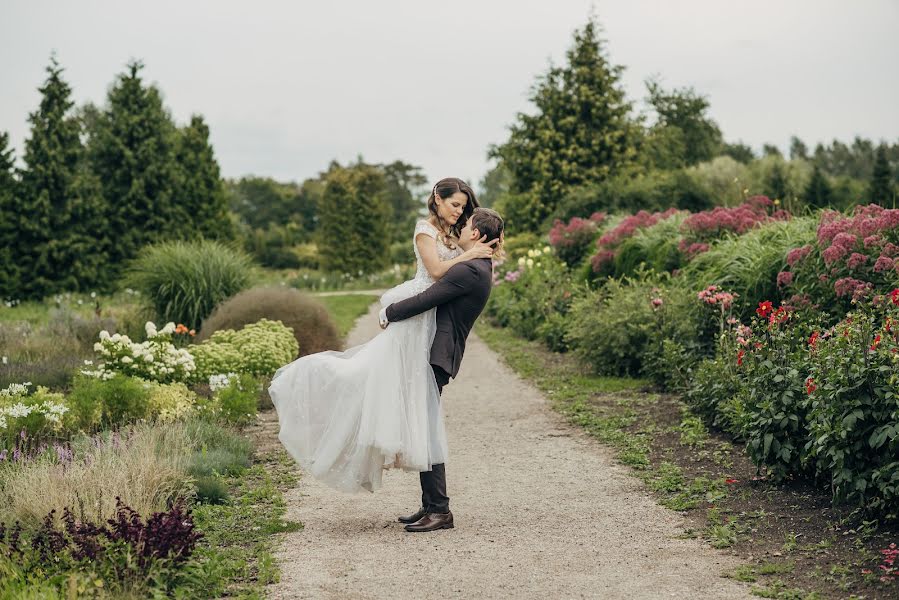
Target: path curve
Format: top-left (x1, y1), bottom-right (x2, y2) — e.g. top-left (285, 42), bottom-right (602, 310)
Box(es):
top-left (268, 303), bottom-right (754, 599)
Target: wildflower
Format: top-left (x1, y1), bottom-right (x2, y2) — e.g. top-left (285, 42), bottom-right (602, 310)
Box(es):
top-left (871, 334), bottom-right (882, 351)
top-left (518, 257), bottom-right (526, 267)
top-left (805, 377), bottom-right (817, 395)
top-left (526, 259), bottom-right (534, 268)
top-left (725, 478), bottom-right (739, 484)
top-left (543, 246), bottom-right (551, 254)
top-left (808, 331), bottom-right (819, 348)
top-left (891, 289), bottom-right (899, 305)
top-left (756, 301), bottom-right (773, 318)
top-left (776, 271), bottom-right (794, 288)
top-left (736, 349), bottom-right (744, 366)
top-left (651, 297), bottom-right (663, 308)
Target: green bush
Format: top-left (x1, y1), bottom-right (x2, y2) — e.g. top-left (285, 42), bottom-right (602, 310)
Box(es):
top-left (215, 373), bottom-right (259, 426)
top-left (614, 212), bottom-right (687, 277)
top-left (683, 356), bottom-right (745, 436)
top-left (199, 286), bottom-right (340, 358)
top-left (806, 305), bottom-right (899, 518)
top-left (67, 374), bottom-right (151, 430)
top-left (0, 385), bottom-right (68, 450)
top-left (125, 239), bottom-right (255, 329)
top-left (189, 319), bottom-right (298, 381)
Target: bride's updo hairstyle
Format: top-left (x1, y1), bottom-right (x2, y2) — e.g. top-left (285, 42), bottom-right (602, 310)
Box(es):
top-left (427, 177), bottom-right (479, 244)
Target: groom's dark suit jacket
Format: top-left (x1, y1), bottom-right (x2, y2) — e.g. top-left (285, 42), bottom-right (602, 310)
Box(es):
top-left (385, 257), bottom-right (493, 379)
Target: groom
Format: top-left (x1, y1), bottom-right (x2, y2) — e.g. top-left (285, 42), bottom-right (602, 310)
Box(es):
top-left (379, 207), bottom-right (504, 533)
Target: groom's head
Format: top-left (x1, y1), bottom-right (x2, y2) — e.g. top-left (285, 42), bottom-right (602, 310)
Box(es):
top-left (459, 208), bottom-right (505, 257)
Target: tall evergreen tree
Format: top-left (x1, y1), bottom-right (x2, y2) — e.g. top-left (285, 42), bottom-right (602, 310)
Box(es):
top-left (804, 164), bottom-right (834, 209)
top-left (869, 144), bottom-right (895, 207)
top-left (765, 160), bottom-right (790, 201)
top-left (88, 61), bottom-right (178, 267)
top-left (0, 133), bottom-right (20, 299)
top-left (721, 141), bottom-right (755, 163)
top-left (762, 144), bottom-right (783, 158)
top-left (173, 115), bottom-right (234, 239)
top-left (16, 57), bottom-right (107, 299)
top-left (490, 17), bottom-right (639, 231)
top-left (316, 162), bottom-right (389, 274)
top-left (789, 136), bottom-right (809, 160)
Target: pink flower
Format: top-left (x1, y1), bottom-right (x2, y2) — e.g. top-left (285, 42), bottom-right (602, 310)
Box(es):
top-left (822, 244), bottom-right (848, 266)
top-left (846, 252), bottom-right (869, 270)
top-left (776, 271), bottom-right (794, 288)
top-left (873, 256), bottom-right (894, 272)
top-left (786, 245), bottom-right (812, 266)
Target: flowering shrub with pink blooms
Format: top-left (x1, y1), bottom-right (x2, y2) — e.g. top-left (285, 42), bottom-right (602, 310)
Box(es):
top-left (548, 212), bottom-right (606, 267)
top-left (590, 208), bottom-right (679, 275)
top-left (779, 204), bottom-right (899, 313)
top-left (677, 196), bottom-right (790, 260)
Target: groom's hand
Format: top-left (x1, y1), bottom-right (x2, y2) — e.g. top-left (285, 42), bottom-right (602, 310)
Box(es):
top-left (378, 307), bottom-right (389, 329)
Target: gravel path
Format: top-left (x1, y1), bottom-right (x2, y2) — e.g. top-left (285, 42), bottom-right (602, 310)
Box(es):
top-left (268, 303), bottom-right (754, 599)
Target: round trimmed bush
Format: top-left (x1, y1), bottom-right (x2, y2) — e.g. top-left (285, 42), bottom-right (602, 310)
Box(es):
top-left (198, 286), bottom-right (340, 357)
top-left (124, 239), bottom-right (255, 330)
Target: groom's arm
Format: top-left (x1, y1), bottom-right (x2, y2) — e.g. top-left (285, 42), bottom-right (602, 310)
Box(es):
top-left (383, 262), bottom-right (479, 324)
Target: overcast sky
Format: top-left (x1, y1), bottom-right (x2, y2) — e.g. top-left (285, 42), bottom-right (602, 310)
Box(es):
top-left (2, 1), bottom-right (897, 190)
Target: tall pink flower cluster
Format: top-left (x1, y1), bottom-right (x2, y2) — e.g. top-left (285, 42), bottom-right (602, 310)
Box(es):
top-left (786, 245), bottom-right (812, 266)
top-left (548, 212), bottom-right (605, 248)
top-left (591, 208), bottom-right (679, 273)
top-left (816, 205), bottom-right (899, 273)
top-left (697, 285), bottom-right (736, 310)
top-left (680, 196), bottom-right (790, 257)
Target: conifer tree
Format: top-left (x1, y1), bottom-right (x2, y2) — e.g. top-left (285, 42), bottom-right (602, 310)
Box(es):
top-left (88, 61), bottom-right (178, 267)
top-left (869, 144), bottom-right (895, 207)
top-left (490, 17), bottom-right (639, 232)
top-left (804, 164), bottom-right (834, 209)
top-left (173, 115), bottom-right (234, 239)
top-left (316, 162), bottom-right (389, 274)
top-left (16, 57), bottom-right (107, 299)
top-left (0, 133), bottom-right (19, 299)
top-left (765, 160), bottom-right (790, 202)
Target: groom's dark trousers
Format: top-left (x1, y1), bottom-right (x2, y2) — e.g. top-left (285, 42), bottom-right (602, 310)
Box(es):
top-left (385, 257), bottom-right (494, 515)
top-left (421, 365), bottom-right (452, 514)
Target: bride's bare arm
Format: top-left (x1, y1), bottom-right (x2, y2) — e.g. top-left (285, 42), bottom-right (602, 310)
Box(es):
top-left (415, 234), bottom-right (494, 280)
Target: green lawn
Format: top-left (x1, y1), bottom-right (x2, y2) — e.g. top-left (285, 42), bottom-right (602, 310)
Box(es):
top-left (316, 294), bottom-right (379, 338)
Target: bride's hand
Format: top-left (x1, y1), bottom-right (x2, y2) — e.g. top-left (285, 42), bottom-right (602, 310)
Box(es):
top-left (462, 235), bottom-right (497, 260)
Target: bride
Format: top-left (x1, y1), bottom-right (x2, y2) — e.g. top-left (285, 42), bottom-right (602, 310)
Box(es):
top-left (268, 177), bottom-right (495, 493)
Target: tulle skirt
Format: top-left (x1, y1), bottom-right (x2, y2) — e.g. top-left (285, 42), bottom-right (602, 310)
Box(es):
top-left (268, 280), bottom-right (447, 493)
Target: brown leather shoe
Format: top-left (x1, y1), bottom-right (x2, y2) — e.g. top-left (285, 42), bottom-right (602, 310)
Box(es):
top-left (404, 511), bottom-right (453, 532)
top-left (397, 507), bottom-right (427, 524)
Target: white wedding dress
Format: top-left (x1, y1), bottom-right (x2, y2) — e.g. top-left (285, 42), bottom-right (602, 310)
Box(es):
top-left (269, 220), bottom-right (461, 493)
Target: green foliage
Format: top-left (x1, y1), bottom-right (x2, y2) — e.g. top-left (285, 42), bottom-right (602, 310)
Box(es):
top-left (644, 78), bottom-right (723, 167)
top-left (683, 217), bottom-right (818, 316)
top-left (214, 373), bottom-right (259, 426)
top-left (68, 374), bottom-right (151, 430)
top-left (803, 165), bottom-right (834, 209)
top-left (172, 115), bottom-right (234, 240)
top-left (684, 356), bottom-right (744, 436)
top-left (316, 162), bottom-right (391, 274)
top-left (552, 169), bottom-right (714, 221)
top-left (87, 61), bottom-right (179, 269)
top-left (806, 307), bottom-right (899, 518)
top-left (190, 319), bottom-right (298, 381)
top-left (0, 133), bottom-right (20, 300)
top-left (12, 56), bottom-right (108, 300)
top-left (869, 144), bottom-right (896, 207)
top-left (0, 385), bottom-right (68, 449)
top-left (199, 286), bottom-right (340, 357)
top-left (490, 17), bottom-right (640, 231)
top-left (613, 212), bottom-right (687, 277)
top-left (125, 239), bottom-right (254, 329)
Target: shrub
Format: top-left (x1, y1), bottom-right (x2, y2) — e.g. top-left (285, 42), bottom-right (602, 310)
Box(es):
top-left (146, 382), bottom-right (197, 423)
top-left (67, 374), bottom-right (151, 430)
top-left (614, 212), bottom-right (687, 277)
top-left (678, 195), bottom-right (790, 259)
top-left (85, 322), bottom-right (196, 384)
top-left (189, 319), bottom-right (298, 381)
top-left (0, 384), bottom-right (68, 451)
top-left (806, 302), bottom-right (899, 518)
top-left (212, 373), bottom-right (259, 426)
top-left (548, 213), bottom-right (605, 267)
top-left (589, 208), bottom-right (681, 277)
top-left (125, 239), bottom-right (254, 329)
top-left (684, 356), bottom-right (744, 436)
top-left (199, 286), bottom-right (339, 357)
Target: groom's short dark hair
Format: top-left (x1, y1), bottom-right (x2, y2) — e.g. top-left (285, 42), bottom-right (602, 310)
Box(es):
top-left (470, 208), bottom-right (504, 242)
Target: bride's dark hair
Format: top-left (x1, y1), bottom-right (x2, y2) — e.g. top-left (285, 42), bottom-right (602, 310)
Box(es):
top-left (427, 177), bottom-right (480, 243)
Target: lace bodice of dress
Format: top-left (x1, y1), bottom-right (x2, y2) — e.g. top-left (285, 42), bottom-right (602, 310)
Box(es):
top-left (412, 220), bottom-right (463, 285)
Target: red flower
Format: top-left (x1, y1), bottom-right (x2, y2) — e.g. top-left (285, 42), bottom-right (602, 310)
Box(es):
top-left (808, 331), bottom-right (819, 348)
top-left (756, 301), bottom-right (773, 318)
top-left (891, 288), bottom-right (899, 305)
top-left (725, 478), bottom-right (739, 484)
top-left (805, 377), bottom-right (817, 395)
top-left (871, 334), bottom-right (882, 351)
top-left (737, 349), bottom-right (745, 366)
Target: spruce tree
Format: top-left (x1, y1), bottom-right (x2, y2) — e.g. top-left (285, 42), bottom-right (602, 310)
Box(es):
top-left (17, 57), bottom-right (108, 299)
top-left (490, 17), bottom-right (639, 232)
top-left (869, 144), bottom-right (895, 207)
top-left (765, 160), bottom-right (789, 202)
top-left (88, 61), bottom-right (178, 267)
top-left (804, 165), bottom-right (834, 209)
top-left (173, 115), bottom-right (234, 239)
top-left (0, 133), bottom-right (19, 299)
top-left (317, 163), bottom-right (389, 275)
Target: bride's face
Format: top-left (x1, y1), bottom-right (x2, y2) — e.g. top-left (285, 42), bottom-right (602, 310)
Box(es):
top-left (436, 192), bottom-right (468, 226)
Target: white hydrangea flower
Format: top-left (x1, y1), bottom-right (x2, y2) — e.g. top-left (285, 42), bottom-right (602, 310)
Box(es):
top-left (121, 356), bottom-right (133, 364)
top-left (161, 322), bottom-right (176, 335)
top-left (145, 321), bottom-right (158, 338)
top-left (99, 330), bottom-right (110, 341)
